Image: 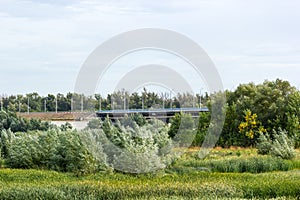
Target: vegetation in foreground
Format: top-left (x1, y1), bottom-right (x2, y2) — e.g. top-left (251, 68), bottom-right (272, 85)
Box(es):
top-left (0, 148), bottom-right (299, 200)
top-left (1, 114), bottom-right (298, 174)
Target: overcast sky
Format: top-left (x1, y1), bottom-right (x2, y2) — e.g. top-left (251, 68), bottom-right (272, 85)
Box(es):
top-left (0, 0), bottom-right (299, 96)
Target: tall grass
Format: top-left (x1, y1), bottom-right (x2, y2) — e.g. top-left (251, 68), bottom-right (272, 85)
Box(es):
top-left (172, 148), bottom-right (300, 174)
top-left (181, 156), bottom-right (292, 173)
top-left (0, 169), bottom-right (300, 199)
top-left (1, 149), bottom-right (299, 199)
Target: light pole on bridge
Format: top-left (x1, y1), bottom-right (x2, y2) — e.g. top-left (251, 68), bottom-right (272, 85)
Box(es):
top-left (55, 95), bottom-right (58, 113)
top-left (0, 97), bottom-right (3, 111)
top-left (44, 98), bottom-right (47, 112)
top-left (199, 88), bottom-right (203, 109)
top-left (27, 97), bottom-right (30, 114)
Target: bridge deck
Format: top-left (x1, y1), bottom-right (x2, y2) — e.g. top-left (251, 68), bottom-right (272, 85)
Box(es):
top-left (96, 108), bottom-right (209, 121)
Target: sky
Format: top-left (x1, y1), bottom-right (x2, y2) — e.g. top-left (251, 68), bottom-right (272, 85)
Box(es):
top-left (0, 0), bottom-right (300, 96)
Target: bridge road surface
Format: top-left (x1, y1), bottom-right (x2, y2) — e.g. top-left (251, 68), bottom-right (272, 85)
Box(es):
top-left (96, 108), bottom-right (209, 122)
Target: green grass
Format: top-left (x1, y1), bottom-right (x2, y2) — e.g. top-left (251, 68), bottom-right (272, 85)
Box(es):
top-left (174, 155), bottom-right (294, 173)
top-left (170, 148), bottom-right (300, 174)
top-left (1, 169), bottom-right (300, 199)
top-left (0, 148), bottom-right (299, 199)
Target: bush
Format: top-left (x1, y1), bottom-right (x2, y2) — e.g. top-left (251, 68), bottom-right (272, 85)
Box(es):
top-left (101, 117), bottom-right (173, 173)
top-left (4, 115), bottom-right (174, 174)
top-left (257, 130), bottom-right (296, 160)
top-left (270, 130), bottom-right (296, 160)
top-left (0, 129), bottom-right (14, 158)
top-left (6, 129), bottom-right (108, 174)
top-left (257, 133), bottom-right (272, 155)
top-left (86, 118), bottom-right (102, 129)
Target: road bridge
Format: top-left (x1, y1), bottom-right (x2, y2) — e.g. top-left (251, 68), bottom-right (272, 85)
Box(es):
top-left (96, 107), bottom-right (209, 122)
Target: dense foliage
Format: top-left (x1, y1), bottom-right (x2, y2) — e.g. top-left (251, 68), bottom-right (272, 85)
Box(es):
top-left (0, 111), bottom-right (50, 132)
top-left (168, 113), bottom-right (196, 147)
top-left (210, 79), bottom-right (300, 147)
top-left (93, 116), bottom-right (173, 173)
top-left (0, 116), bottom-right (174, 174)
top-left (1, 129), bottom-right (107, 174)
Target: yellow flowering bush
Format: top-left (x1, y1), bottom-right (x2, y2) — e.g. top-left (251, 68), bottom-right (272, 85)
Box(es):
top-left (239, 110), bottom-right (266, 139)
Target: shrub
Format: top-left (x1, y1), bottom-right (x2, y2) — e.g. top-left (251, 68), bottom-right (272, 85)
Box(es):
top-left (6, 129), bottom-right (108, 174)
top-left (86, 118), bottom-right (102, 129)
top-left (79, 129), bottom-right (109, 172)
top-left (3, 115), bottom-right (176, 174)
top-left (257, 133), bottom-right (272, 155)
top-left (0, 129), bottom-right (14, 158)
top-left (102, 117), bottom-right (172, 173)
top-left (129, 113), bottom-right (147, 126)
top-left (49, 130), bottom-right (102, 174)
top-left (257, 129), bottom-right (296, 160)
top-left (59, 122), bottom-right (72, 131)
top-left (270, 129), bottom-right (296, 160)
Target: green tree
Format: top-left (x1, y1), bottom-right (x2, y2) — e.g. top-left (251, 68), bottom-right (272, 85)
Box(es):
top-left (168, 113), bottom-right (195, 147)
top-left (192, 112), bottom-right (210, 146)
top-left (129, 92), bottom-right (142, 109)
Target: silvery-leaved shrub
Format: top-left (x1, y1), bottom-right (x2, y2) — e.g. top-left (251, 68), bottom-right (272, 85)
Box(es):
top-left (112, 130), bottom-right (165, 173)
top-left (0, 129), bottom-right (14, 158)
top-left (102, 116), bottom-right (172, 173)
top-left (6, 129), bottom-right (108, 174)
top-left (79, 129), bottom-right (109, 172)
top-left (257, 133), bottom-right (272, 155)
top-left (270, 129), bottom-right (296, 160)
top-left (257, 129), bottom-right (296, 160)
top-left (86, 118), bottom-right (102, 129)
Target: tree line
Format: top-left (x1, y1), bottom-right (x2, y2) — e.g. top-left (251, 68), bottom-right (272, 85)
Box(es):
top-left (0, 89), bottom-right (209, 113)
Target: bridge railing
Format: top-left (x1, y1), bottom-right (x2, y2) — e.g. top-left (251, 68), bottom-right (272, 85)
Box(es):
top-left (96, 107), bottom-right (209, 114)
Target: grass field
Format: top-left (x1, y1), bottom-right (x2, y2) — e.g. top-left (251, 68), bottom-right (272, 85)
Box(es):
top-left (0, 148), bottom-right (299, 199)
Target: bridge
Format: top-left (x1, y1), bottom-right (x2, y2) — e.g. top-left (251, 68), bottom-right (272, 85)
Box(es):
top-left (96, 107), bottom-right (209, 122)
